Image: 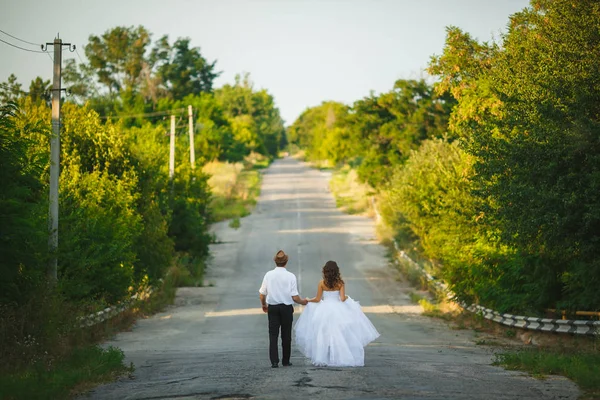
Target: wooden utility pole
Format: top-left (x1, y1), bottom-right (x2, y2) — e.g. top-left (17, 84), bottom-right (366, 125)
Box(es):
top-left (46, 37), bottom-right (67, 284)
top-left (170, 115), bottom-right (175, 180)
top-left (188, 105), bottom-right (195, 170)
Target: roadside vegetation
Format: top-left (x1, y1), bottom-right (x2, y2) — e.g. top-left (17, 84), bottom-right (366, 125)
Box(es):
top-left (328, 166), bottom-right (374, 216)
top-left (494, 349), bottom-right (600, 399)
top-left (204, 153), bottom-right (269, 227)
top-left (0, 345), bottom-right (130, 400)
top-left (289, 0), bottom-right (600, 394)
top-left (404, 283), bottom-right (600, 398)
top-left (1, 24), bottom-right (283, 399)
top-left (289, 0), bottom-right (600, 316)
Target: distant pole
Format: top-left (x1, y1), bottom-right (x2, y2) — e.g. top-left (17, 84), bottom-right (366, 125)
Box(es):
top-left (188, 105), bottom-right (195, 170)
top-left (47, 38), bottom-right (63, 285)
top-left (170, 115), bottom-right (175, 180)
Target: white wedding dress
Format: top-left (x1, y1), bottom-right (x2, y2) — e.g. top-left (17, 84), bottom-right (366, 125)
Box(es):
top-left (294, 290), bottom-right (380, 367)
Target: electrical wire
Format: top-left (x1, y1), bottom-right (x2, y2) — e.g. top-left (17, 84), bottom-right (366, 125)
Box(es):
top-left (75, 47), bottom-right (85, 64)
top-left (66, 50), bottom-right (105, 99)
top-left (0, 29), bottom-right (40, 47)
top-left (99, 108), bottom-right (186, 120)
top-left (0, 37), bottom-right (46, 53)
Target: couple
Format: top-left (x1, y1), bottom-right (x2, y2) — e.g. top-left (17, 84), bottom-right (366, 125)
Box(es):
top-left (258, 250), bottom-right (380, 368)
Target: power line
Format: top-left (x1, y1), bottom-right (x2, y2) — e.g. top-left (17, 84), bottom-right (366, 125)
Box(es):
top-left (99, 108), bottom-right (186, 120)
top-left (45, 51), bottom-right (53, 63)
top-left (0, 29), bottom-right (39, 47)
top-left (65, 50), bottom-right (103, 98)
top-left (0, 37), bottom-right (46, 53)
top-left (75, 47), bottom-right (85, 64)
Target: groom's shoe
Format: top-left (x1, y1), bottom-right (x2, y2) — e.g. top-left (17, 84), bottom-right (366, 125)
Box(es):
top-left (271, 363), bottom-right (278, 368)
top-left (282, 362), bottom-right (293, 367)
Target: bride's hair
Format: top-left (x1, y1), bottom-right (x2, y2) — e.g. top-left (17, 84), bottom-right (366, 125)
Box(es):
top-left (322, 260), bottom-right (344, 289)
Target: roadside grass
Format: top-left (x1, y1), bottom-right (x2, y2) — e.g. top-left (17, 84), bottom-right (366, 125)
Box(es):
top-left (229, 217), bottom-right (241, 229)
top-left (203, 153), bottom-right (267, 224)
top-left (0, 345), bottom-right (131, 400)
top-left (407, 290), bottom-right (458, 322)
top-left (407, 289), bottom-right (600, 399)
top-left (167, 252), bottom-right (207, 288)
top-left (493, 348), bottom-right (600, 398)
top-left (329, 165), bottom-right (375, 215)
top-left (393, 252), bottom-right (430, 291)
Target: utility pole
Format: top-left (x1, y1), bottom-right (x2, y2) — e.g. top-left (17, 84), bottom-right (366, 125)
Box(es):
top-left (44, 36), bottom-right (72, 285)
top-left (170, 115), bottom-right (175, 180)
top-left (188, 105), bottom-right (195, 170)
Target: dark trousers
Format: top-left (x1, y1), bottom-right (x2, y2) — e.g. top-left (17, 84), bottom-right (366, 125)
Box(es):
top-left (267, 304), bottom-right (294, 365)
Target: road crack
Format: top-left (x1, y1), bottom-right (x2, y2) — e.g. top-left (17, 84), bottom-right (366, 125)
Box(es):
top-left (165, 375), bottom-right (200, 385)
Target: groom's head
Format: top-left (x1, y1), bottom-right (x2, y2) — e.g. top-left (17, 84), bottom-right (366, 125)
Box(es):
top-left (274, 250), bottom-right (288, 267)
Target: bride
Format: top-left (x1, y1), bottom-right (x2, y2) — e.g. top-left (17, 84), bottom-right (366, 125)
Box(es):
top-left (294, 261), bottom-right (380, 367)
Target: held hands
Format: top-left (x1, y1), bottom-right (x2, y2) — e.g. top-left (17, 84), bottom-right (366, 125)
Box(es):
top-left (302, 298), bottom-right (309, 305)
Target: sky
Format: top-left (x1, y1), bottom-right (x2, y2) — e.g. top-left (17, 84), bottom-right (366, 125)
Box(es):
top-left (0, 0), bottom-right (530, 124)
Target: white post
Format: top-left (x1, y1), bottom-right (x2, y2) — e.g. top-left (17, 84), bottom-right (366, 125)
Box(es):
top-left (188, 105), bottom-right (195, 170)
top-left (48, 38), bottom-right (62, 284)
top-left (170, 115), bottom-right (175, 180)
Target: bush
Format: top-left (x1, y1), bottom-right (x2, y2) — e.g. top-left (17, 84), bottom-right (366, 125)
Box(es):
top-left (494, 348), bottom-right (600, 395)
top-left (125, 123), bottom-right (174, 283)
top-left (0, 289), bottom-right (75, 373)
top-left (382, 139), bottom-right (538, 312)
top-left (0, 103), bottom-right (48, 304)
top-left (58, 168), bottom-right (141, 303)
top-left (168, 164), bottom-right (212, 259)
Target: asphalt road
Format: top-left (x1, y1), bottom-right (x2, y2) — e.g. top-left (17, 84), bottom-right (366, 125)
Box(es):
top-left (83, 157), bottom-right (579, 400)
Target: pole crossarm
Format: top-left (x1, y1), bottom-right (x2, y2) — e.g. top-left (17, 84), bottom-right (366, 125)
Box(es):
top-left (42, 42), bottom-right (75, 51)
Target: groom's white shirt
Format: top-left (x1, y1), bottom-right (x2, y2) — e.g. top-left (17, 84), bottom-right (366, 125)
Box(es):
top-left (259, 267), bottom-right (299, 305)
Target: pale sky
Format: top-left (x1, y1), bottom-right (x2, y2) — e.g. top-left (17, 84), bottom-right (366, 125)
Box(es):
top-left (1, 0), bottom-right (529, 124)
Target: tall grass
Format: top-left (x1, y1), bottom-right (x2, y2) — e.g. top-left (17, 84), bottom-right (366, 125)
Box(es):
top-left (0, 345), bottom-right (131, 400)
top-left (329, 165), bottom-right (375, 215)
top-left (203, 154), bottom-right (267, 223)
top-left (166, 253), bottom-right (206, 287)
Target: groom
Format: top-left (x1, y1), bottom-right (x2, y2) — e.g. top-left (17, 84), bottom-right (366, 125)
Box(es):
top-left (259, 250), bottom-right (308, 368)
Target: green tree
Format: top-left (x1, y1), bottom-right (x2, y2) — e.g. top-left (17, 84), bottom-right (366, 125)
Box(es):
top-left (347, 79), bottom-right (454, 187)
top-left (168, 165), bottom-right (212, 258)
top-left (56, 104), bottom-right (143, 302)
top-left (288, 101), bottom-right (351, 163)
top-left (124, 123), bottom-right (173, 282)
top-left (28, 77), bottom-right (51, 106)
top-left (0, 74), bottom-right (25, 104)
top-left (58, 167), bottom-right (141, 303)
top-left (85, 25), bottom-right (151, 94)
top-left (427, 26), bottom-right (500, 139)
top-left (181, 93), bottom-right (238, 162)
top-left (0, 103), bottom-right (48, 303)
top-left (215, 74), bottom-right (285, 158)
top-left (63, 59), bottom-right (97, 104)
top-left (429, 0), bottom-right (600, 310)
top-left (150, 36), bottom-right (219, 100)
top-left (382, 139), bottom-right (533, 311)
